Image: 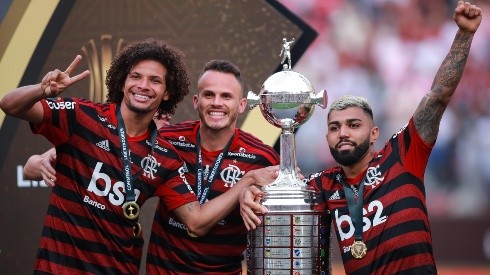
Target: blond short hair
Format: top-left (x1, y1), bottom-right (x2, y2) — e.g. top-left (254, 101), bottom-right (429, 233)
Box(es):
top-left (327, 95), bottom-right (373, 120)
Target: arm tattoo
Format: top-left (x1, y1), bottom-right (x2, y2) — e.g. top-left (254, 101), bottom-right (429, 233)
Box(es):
top-left (414, 30), bottom-right (474, 143)
top-left (174, 201), bottom-right (199, 224)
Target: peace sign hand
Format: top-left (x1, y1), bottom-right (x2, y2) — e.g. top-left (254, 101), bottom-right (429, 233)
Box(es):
top-left (40, 55), bottom-right (90, 97)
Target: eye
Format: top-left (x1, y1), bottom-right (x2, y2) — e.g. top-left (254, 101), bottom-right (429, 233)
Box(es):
top-left (203, 91), bottom-right (214, 98)
top-left (329, 125), bottom-right (339, 132)
top-left (129, 73), bottom-right (140, 79)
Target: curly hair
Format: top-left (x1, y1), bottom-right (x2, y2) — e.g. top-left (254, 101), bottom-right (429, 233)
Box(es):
top-left (105, 38), bottom-right (190, 116)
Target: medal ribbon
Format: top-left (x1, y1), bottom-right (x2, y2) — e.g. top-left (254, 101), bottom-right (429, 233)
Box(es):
top-left (116, 106), bottom-right (157, 206)
top-left (339, 174), bottom-right (365, 243)
top-left (195, 128), bottom-right (234, 204)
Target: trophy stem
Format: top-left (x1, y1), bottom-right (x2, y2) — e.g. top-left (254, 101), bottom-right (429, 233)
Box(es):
top-left (279, 127), bottom-right (298, 180)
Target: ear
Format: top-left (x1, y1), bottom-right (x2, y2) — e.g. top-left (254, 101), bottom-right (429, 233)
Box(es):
top-left (238, 97), bottom-right (247, 114)
top-left (193, 94), bottom-right (199, 110)
top-left (162, 90), bottom-right (170, 101)
top-left (370, 126), bottom-right (379, 144)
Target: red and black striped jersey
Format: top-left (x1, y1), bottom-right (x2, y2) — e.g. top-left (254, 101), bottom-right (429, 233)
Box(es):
top-left (309, 118), bottom-right (437, 274)
top-left (31, 97), bottom-right (194, 274)
top-left (146, 120), bottom-right (279, 274)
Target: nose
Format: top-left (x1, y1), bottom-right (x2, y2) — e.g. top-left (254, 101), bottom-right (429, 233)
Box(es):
top-left (137, 78), bottom-right (151, 89)
top-left (211, 96), bottom-right (223, 106)
top-left (338, 125), bottom-right (349, 138)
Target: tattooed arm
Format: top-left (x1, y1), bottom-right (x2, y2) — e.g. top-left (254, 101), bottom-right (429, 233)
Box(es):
top-left (413, 1), bottom-right (482, 144)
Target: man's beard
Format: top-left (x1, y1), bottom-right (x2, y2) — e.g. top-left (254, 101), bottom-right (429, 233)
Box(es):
top-left (127, 101), bottom-right (153, 114)
top-left (330, 138), bottom-right (370, 166)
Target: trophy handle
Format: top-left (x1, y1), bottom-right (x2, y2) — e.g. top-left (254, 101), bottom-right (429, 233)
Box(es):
top-left (311, 89), bottom-right (328, 109)
top-left (247, 91), bottom-right (260, 109)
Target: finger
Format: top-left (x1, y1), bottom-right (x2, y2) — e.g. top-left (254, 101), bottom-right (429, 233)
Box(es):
top-left (250, 185), bottom-right (263, 196)
top-left (45, 157), bottom-right (56, 174)
top-left (455, 1), bottom-right (466, 14)
top-left (242, 208), bottom-right (261, 230)
top-left (464, 2), bottom-right (471, 15)
top-left (241, 216), bottom-right (252, 231)
top-left (70, 70), bottom-right (90, 85)
top-left (41, 173), bottom-right (55, 187)
top-left (64, 55), bottom-right (83, 75)
top-left (42, 164), bottom-right (56, 182)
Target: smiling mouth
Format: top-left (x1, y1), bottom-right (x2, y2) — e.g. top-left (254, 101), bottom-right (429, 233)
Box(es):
top-left (133, 93), bottom-right (150, 101)
top-left (208, 111), bottom-right (226, 117)
top-left (337, 142), bottom-right (355, 150)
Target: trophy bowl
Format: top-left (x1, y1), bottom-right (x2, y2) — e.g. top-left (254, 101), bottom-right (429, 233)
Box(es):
top-left (248, 70), bottom-right (327, 129)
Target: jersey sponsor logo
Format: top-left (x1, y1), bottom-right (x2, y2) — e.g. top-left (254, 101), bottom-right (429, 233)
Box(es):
top-left (98, 115), bottom-right (107, 122)
top-left (335, 199), bottom-right (388, 242)
top-left (220, 164), bottom-right (245, 187)
top-left (329, 190), bottom-right (340, 200)
top-left (168, 217), bottom-right (188, 230)
top-left (178, 163), bottom-right (194, 193)
top-left (141, 154), bottom-right (160, 179)
top-left (228, 151), bottom-right (256, 159)
top-left (145, 140), bottom-right (168, 153)
top-left (87, 162), bottom-right (141, 207)
top-left (47, 100), bottom-right (76, 110)
top-left (83, 195), bottom-right (106, 210)
top-left (363, 165), bottom-right (384, 189)
top-left (392, 122), bottom-right (408, 139)
top-left (168, 139), bottom-right (195, 148)
top-left (96, 139), bottom-right (110, 151)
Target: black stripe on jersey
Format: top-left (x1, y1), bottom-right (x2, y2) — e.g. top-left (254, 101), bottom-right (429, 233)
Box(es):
top-left (403, 125), bottom-right (412, 154)
top-left (393, 264), bottom-right (437, 275)
top-left (36, 247), bottom-right (134, 275)
top-left (367, 171), bottom-right (426, 204)
top-left (148, 228), bottom-right (242, 273)
top-left (64, 98), bottom-right (76, 135)
top-left (350, 241), bottom-right (434, 275)
top-left (160, 121), bottom-right (194, 133)
top-left (153, 210), bottom-right (245, 246)
top-left (40, 225), bottom-right (140, 264)
top-left (239, 130), bottom-right (279, 160)
top-left (146, 253), bottom-right (196, 273)
top-left (49, 187), bottom-right (137, 241)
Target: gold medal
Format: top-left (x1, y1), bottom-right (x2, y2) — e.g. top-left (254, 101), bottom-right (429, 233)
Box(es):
top-left (351, 240), bottom-right (367, 259)
top-left (187, 228), bottom-right (198, 238)
top-left (122, 201), bottom-right (140, 220)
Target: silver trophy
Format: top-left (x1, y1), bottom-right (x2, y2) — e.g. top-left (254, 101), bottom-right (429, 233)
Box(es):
top-left (246, 38), bottom-right (332, 274)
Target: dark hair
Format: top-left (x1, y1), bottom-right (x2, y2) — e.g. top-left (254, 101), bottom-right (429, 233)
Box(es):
top-left (105, 38), bottom-right (190, 116)
top-left (198, 59), bottom-right (243, 91)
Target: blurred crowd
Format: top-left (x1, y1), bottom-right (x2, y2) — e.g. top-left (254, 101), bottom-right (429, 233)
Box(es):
top-left (280, 0), bottom-right (490, 218)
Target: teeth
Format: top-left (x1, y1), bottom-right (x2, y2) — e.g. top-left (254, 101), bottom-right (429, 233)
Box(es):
top-left (209, 111), bottom-right (225, 116)
top-left (134, 94), bottom-right (149, 100)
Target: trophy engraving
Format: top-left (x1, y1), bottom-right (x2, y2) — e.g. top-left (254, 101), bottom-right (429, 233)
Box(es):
top-left (246, 38), bottom-right (332, 274)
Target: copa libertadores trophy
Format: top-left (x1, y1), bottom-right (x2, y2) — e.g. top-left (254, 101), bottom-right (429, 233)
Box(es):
top-left (246, 38), bottom-right (332, 274)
